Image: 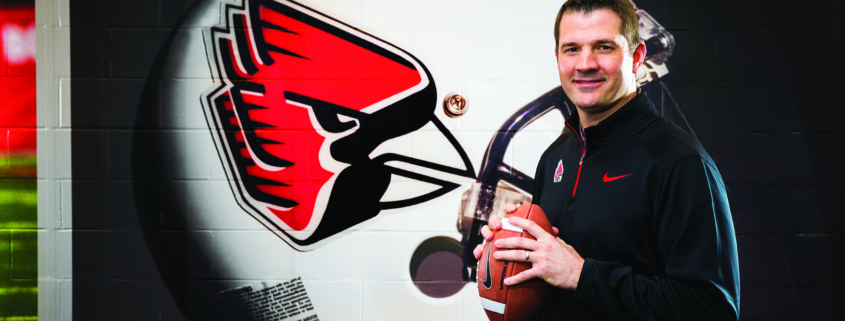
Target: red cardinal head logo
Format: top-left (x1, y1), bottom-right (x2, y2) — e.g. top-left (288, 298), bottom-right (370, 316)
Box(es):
top-left (203, 0), bottom-right (475, 250)
top-left (554, 160), bottom-right (563, 183)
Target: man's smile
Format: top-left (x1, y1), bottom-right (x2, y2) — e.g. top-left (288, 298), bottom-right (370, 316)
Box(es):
top-left (574, 78), bottom-right (605, 87)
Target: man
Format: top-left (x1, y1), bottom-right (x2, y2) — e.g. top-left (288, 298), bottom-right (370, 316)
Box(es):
top-left (473, 0), bottom-right (740, 319)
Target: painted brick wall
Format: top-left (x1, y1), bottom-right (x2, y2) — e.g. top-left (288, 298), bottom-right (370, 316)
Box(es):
top-left (0, 3), bottom-right (38, 320)
top-left (34, 0), bottom-right (845, 320)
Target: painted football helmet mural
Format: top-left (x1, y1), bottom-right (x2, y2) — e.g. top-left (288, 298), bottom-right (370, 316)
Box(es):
top-left (142, 0), bottom-right (684, 319)
top-left (204, 0), bottom-right (475, 250)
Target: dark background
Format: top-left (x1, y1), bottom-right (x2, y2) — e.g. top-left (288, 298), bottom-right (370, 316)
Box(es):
top-left (71, 0), bottom-right (845, 320)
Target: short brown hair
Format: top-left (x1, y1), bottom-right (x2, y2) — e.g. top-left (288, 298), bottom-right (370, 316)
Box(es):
top-left (554, 0), bottom-right (640, 53)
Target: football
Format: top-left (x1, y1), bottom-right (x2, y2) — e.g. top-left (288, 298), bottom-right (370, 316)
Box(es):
top-left (477, 203), bottom-right (554, 321)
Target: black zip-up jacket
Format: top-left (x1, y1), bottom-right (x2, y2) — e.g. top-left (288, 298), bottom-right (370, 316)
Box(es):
top-left (532, 91), bottom-right (740, 320)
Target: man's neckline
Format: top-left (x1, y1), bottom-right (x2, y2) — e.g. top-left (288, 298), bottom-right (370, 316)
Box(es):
top-left (565, 88), bottom-right (659, 146)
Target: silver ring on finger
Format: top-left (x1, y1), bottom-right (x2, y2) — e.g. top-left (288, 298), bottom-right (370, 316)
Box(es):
top-left (525, 250), bottom-right (531, 262)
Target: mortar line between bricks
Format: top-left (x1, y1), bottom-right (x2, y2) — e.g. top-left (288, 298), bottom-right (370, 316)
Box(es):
top-left (148, 229), bottom-right (460, 234)
top-left (66, 27), bottom-right (176, 31)
top-left (794, 233), bottom-right (841, 238)
top-left (777, 233), bottom-right (799, 299)
top-left (72, 128), bottom-right (214, 132)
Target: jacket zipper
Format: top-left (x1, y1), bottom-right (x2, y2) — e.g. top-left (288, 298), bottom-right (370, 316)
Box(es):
top-left (565, 122), bottom-right (587, 198)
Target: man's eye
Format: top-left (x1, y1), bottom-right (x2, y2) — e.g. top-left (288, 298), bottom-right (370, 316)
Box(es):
top-left (563, 47), bottom-right (577, 53)
top-left (598, 45), bottom-right (613, 51)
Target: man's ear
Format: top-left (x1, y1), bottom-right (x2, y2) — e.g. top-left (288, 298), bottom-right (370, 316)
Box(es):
top-left (631, 41), bottom-right (647, 74)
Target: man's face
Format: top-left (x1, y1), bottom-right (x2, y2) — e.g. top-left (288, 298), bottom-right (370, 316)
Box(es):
top-left (556, 9), bottom-right (640, 113)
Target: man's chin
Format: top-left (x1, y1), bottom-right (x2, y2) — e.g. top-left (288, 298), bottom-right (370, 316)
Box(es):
top-left (571, 97), bottom-right (603, 111)
top-left (565, 90), bottom-right (611, 111)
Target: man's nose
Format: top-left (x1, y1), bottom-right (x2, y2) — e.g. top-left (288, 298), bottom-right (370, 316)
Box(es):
top-left (575, 50), bottom-right (599, 72)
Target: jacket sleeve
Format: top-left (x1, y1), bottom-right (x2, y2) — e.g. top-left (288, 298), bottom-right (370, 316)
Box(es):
top-left (571, 157), bottom-right (740, 321)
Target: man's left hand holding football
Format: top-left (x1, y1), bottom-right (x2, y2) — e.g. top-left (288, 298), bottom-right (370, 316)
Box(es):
top-left (493, 217), bottom-right (586, 290)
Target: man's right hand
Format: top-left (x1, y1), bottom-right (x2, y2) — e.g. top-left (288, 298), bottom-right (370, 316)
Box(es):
top-left (472, 203), bottom-right (517, 259)
top-left (472, 203), bottom-right (561, 260)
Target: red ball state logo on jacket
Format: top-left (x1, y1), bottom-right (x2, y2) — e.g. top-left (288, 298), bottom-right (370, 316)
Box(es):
top-left (203, 0), bottom-right (475, 250)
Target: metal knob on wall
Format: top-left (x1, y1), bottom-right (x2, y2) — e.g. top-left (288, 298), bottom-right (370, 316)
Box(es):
top-left (443, 91), bottom-right (469, 118)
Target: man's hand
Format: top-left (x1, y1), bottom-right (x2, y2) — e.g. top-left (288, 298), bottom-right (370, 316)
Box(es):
top-left (471, 204), bottom-right (509, 260)
top-left (471, 204), bottom-right (563, 271)
top-left (473, 203), bottom-right (533, 259)
top-left (492, 216), bottom-right (584, 290)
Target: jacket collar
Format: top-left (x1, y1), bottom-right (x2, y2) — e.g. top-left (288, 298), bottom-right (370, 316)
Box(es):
top-left (565, 89), bottom-right (659, 147)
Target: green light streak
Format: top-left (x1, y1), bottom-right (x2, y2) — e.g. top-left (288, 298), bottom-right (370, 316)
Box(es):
top-left (0, 191), bottom-right (37, 207)
top-left (0, 157), bottom-right (37, 169)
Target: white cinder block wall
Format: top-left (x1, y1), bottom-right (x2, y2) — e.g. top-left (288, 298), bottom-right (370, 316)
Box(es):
top-left (37, 0), bottom-right (72, 319)
top-left (37, 0), bottom-right (569, 320)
